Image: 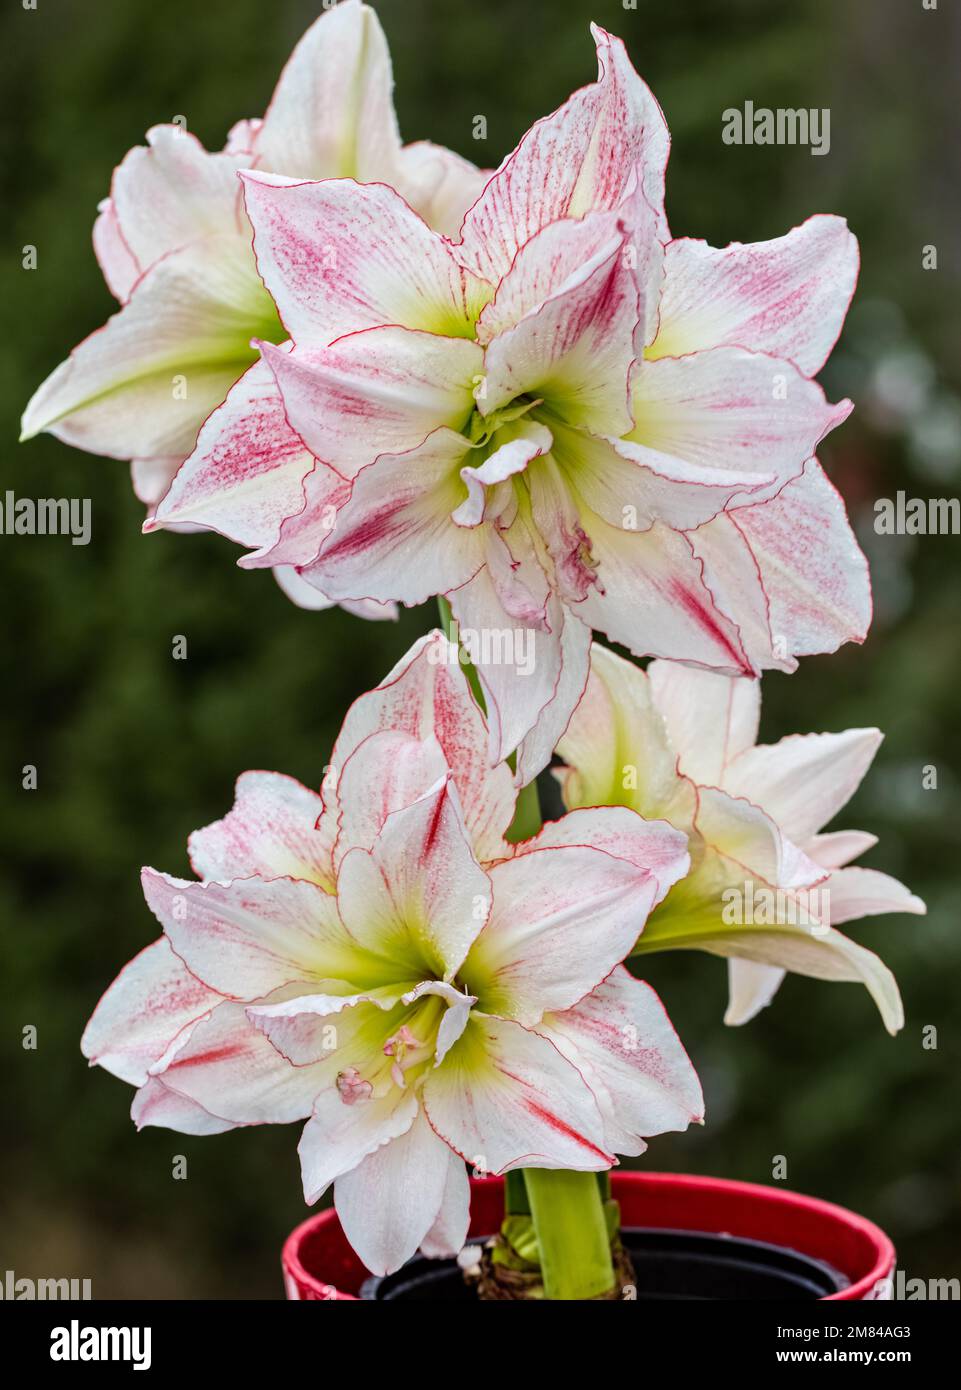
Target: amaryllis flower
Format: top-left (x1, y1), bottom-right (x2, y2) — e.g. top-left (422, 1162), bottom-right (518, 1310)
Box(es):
top-left (556, 643), bottom-right (925, 1035)
top-left (82, 632), bottom-right (702, 1275)
top-left (149, 22), bottom-right (864, 782)
top-left (19, 0), bottom-right (483, 618)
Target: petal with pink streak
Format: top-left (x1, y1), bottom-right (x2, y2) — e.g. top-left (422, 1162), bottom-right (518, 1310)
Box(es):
top-left (465, 845), bottom-right (660, 1024)
top-left (538, 967), bottom-right (703, 1155)
top-left (152, 996), bottom-right (330, 1124)
top-left (629, 347), bottom-right (852, 503)
top-left (334, 730), bottom-right (451, 867)
top-left (728, 459), bottom-right (872, 658)
top-left (142, 868), bottom-right (357, 1000)
top-left (131, 1076), bottom-right (238, 1135)
top-left (241, 173), bottom-right (491, 346)
top-left (458, 24), bottom-right (669, 283)
top-left (302, 428), bottom-right (484, 607)
top-left (261, 328), bottom-right (480, 478)
top-left (479, 236), bottom-right (638, 436)
top-left (576, 515), bottom-right (754, 675)
top-left (152, 355), bottom-right (319, 550)
top-left (81, 937), bottom-right (221, 1087)
top-left (523, 805), bottom-right (690, 908)
top-left (650, 215), bottom-right (859, 375)
top-left (187, 770), bottom-right (328, 886)
top-left (324, 631), bottom-right (515, 867)
top-left (422, 1014), bottom-right (613, 1173)
top-left (336, 778), bottom-right (491, 982)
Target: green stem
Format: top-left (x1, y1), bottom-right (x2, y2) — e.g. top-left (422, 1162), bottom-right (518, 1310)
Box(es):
top-left (523, 1170), bottom-right (617, 1300)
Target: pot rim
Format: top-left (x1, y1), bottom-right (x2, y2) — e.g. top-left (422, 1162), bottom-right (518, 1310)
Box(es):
top-left (282, 1170), bottom-right (895, 1302)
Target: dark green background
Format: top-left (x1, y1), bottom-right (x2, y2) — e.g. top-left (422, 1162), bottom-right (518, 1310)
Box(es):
top-left (2, 0), bottom-right (958, 1297)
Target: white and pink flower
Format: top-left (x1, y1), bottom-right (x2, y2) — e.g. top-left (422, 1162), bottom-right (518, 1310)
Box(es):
top-left (556, 644), bottom-right (926, 1034)
top-left (142, 23), bottom-right (865, 782)
top-left (82, 633), bottom-right (702, 1275)
top-left (19, 0), bottom-right (484, 618)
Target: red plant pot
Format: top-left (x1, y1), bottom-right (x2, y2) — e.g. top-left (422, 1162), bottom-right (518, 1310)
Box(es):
top-left (281, 1171), bottom-right (894, 1301)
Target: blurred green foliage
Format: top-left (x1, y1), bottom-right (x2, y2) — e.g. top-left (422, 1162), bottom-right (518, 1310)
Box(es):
top-left (1, 0), bottom-right (958, 1297)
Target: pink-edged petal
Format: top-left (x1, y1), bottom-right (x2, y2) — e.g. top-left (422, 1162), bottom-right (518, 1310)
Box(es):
top-left (576, 514), bottom-right (754, 675)
top-left (511, 600), bottom-right (592, 788)
top-left (723, 728), bottom-right (882, 844)
top-left (242, 456), bottom-right (349, 570)
top-left (650, 215), bottom-right (859, 375)
top-left (273, 565), bottom-right (397, 619)
top-left (395, 141), bottom-right (490, 239)
top-left (559, 424), bottom-right (771, 535)
top-left (555, 643), bottom-right (695, 827)
top-left (423, 1014), bottom-right (613, 1172)
top-left (418, 1145), bottom-right (471, 1258)
top-left (254, 0), bottom-right (401, 183)
top-left (335, 777), bottom-right (491, 982)
top-left (110, 126), bottom-right (248, 271)
top-left (685, 509), bottom-right (792, 674)
top-left (479, 235), bottom-right (638, 436)
top-left (81, 937), bottom-right (221, 1086)
top-left (464, 844), bottom-right (664, 1024)
top-left (302, 428), bottom-right (484, 607)
top-left (724, 959), bottom-right (787, 1027)
top-left (458, 24), bottom-right (669, 282)
top-left (325, 631), bottom-right (515, 866)
top-left (334, 1108), bottom-right (459, 1275)
top-left (261, 327), bottom-right (480, 477)
top-left (299, 1084), bottom-right (418, 1205)
top-left (727, 458), bottom-right (872, 657)
top-left (826, 867), bottom-right (926, 925)
top-left (646, 659), bottom-right (760, 787)
top-left (629, 347), bottom-right (852, 502)
top-left (241, 173), bottom-right (490, 345)
top-left (187, 770), bottom-right (329, 885)
top-left (523, 806), bottom-right (690, 908)
top-left (151, 355), bottom-right (320, 550)
top-left (131, 456), bottom-right (183, 509)
top-left (141, 868), bottom-right (355, 999)
top-left (476, 211), bottom-right (622, 344)
top-left (247, 986), bottom-right (407, 1067)
top-left (93, 198), bottom-right (140, 302)
top-left (154, 995), bottom-right (329, 1123)
top-left (131, 1076), bottom-right (238, 1135)
top-left (446, 568), bottom-right (561, 773)
top-left (538, 966), bottom-right (703, 1155)
top-left (21, 236), bottom-right (279, 460)
top-left (452, 424), bottom-right (552, 528)
top-left (807, 830), bottom-right (878, 869)
top-left (334, 730), bottom-right (450, 866)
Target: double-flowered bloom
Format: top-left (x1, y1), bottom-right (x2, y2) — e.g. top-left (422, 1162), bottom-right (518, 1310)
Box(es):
top-left (82, 634), bottom-right (703, 1274)
top-left (556, 645), bottom-right (925, 1034)
top-left (24, 17), bottom-right (868, 779)
top-left (20, 0), bottom-right (484, 615)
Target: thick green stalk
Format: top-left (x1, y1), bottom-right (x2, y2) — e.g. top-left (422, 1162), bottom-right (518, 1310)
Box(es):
top-left (523, 1169), bottom-right (617, 1300)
